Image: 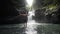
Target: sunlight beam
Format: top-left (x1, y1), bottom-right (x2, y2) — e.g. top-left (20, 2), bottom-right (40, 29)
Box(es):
top-left (26, 0), bottom-right (33, 7)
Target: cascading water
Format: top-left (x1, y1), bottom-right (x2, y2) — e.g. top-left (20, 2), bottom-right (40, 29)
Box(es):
top-left (27, 10), bottom-right (35, 23)
top-left (25, 10), bottom-right (37, 34)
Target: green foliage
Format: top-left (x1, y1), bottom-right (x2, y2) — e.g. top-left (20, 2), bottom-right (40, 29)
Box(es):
top-left (33, 0), bottom-right (60, 9)
top-left (43, 0), bottom-right (60, 6)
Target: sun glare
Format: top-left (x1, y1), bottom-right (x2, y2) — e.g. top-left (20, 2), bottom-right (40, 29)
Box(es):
top-left (26, 0), bottom-right (33, 7)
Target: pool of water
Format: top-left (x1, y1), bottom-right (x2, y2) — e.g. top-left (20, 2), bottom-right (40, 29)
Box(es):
top-left (0, 10), bottom-right (60, 34)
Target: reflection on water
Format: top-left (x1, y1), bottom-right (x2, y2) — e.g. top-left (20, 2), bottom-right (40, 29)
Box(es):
top-left (25, 22), bottom-right (37, 34)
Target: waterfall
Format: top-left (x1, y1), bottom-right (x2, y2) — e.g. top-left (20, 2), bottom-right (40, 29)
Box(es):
top-left (27, 10), bottom-right (35, 23)
top-left (25, 10), bottom-right (37, 34)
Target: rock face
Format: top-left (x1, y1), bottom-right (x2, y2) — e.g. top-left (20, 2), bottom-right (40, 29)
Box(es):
top-left (35, 8), bottom-right (60, 24)
top-left (35, 9), bottom-right (46, 22)
top-left (0, 0), bottom-right (27, 24)
top-left (57, 8), bottom-right (60, 23)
